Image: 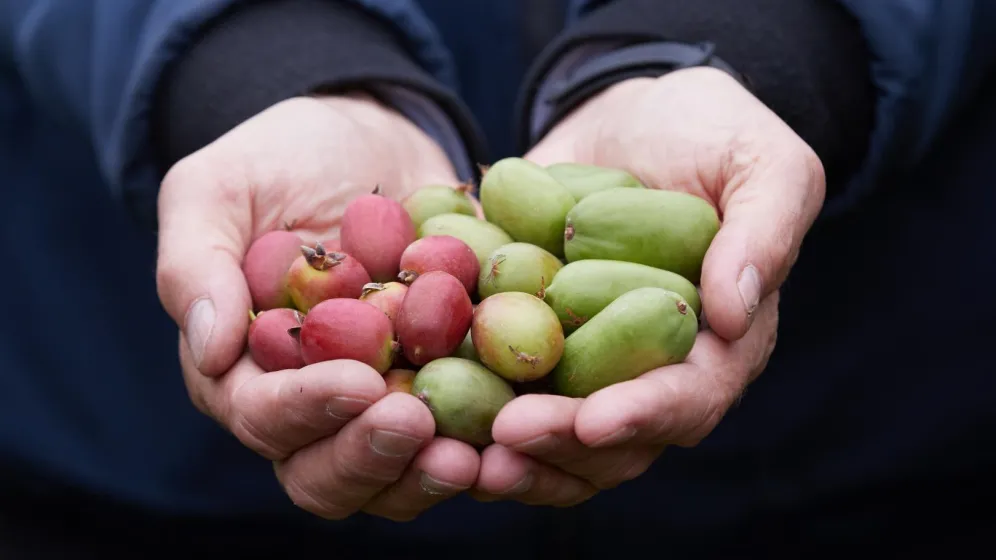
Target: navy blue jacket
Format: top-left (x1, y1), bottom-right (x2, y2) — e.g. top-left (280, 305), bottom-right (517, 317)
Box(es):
top-left (1, 0), bottom-right (995, 556)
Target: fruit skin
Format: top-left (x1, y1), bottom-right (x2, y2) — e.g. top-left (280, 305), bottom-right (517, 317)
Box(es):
top-left (417, 213), bottom-right (513, 270)
top-left (243, 230), bottom-right (305, 310)
top-left (247, 308), bottom-right (305, 372)
top-left (385, 369), bottom-right (417, 394)
top-left (398, 235), bottom-right (480, 295)
top-left (320, 237), bottom-right (342, 252)
top-left (479, 157), bottom-right (576, 257)
top-left (472, 292), bottom-right (564, 382)
top-left (546, 162), bottom-right (644, 202)
top-left (544, 259), bottom-right (701, 334)
top-left (287, 242), bottom-right (371, 312)
top-left (340, 193), bottom-right (417, 282)
top-left (358, 282), bottom-right (408, 324)
top-left (411, 357), bottom-right (516, 447)
top-left (402, 184), bottom-right (477, 228)
top-left (551, 287), bottom-right (699, 398)
top-left (299, 298), bottom-right (396, 373)
top-left (564, 188), bottom-right (720, 284)
top-left (478, 242), bottom-right (563, 300)
top-left (451, 330), bottom-right (480, 363)
top-left (396, 271), bottom-right (473, 366)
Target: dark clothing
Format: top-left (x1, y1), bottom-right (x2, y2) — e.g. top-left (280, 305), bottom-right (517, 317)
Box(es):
top-left (1, 0), bottom-right (995, 556)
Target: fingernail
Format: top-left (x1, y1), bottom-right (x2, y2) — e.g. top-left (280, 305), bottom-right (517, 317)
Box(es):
top-left (325, 397), bottom-right (372, 421)
top-left (511, 434), bottom-right (559, 454)
top-left (419, 473), bottom-right (466, 495)
top-left (737, 264), bottom-right (762, 318)
top-left (184, 298), bottom-right (215, 368)
top-left (502, 473), bottom-right (534, 495)
top-left (591, 425), bottom-right (636, 447)
top-left (369, 430), bottom-right (422, 457)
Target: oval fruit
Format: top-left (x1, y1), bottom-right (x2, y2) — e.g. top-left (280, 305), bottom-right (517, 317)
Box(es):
top-left (287, 243), bottom-right (372, 313)
top-left (398, 235), bottom-right (480, 295)
top-left (396, 271), bottom-right (474, 366)
top-left (477, 242), bottom-right (563, 300)
top-left (340, 193), bottom-right (417, 282)
top-left (550, 287), bottom-right (698, 398)
top-left (247, 308), bottom-right (305, 372)
top-left (564, 188), bottom-right (720, 283)
top-left (411, 357), bottom-right (516, 447)
top-left (402, 184), bottom-right (478, 228)
top-left (543, 259), bottom-right (701, 333)
top-left (479, 157), bottom-right (576, 257)
top-left (472, 292), bottom-right (564, 383)
top-left (451, 330), bottom-right (480, 363)
top-left (358, 281), bottom-right (408, 324)
top-left (384, 368), bottom-right (417, 394)
top-left (298, 298), bottom-right (396, 373)
top-left (243, 230), bottom-right (304, 310)
top-left (546, 162), bottom-right (644, 201)
top-left (417, 213), bottom-right (513, 269)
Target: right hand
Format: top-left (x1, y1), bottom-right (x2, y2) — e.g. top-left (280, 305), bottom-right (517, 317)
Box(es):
top-left (156, 93), bottom-right (480, 522)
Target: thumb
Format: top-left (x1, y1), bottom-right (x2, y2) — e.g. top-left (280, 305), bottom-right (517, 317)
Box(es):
top-left (156, 161), bottom-right (253, 377)
top-left (699, 151), bottom-right (825, 341)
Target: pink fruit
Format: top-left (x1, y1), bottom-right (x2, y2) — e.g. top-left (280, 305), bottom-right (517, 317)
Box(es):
top-left (320, 237), bottom-right (342, 252)
top-left (247, 308), bottom-right (305, 372)
top-left (287, 241), bottom-right (371, 312)
top-left (298, 298), bottom-right (396, 373)
top-left (243, 230), bottom-right (305, 310)
top-left (340, 192), bottom-right (417, 282)
top-left (396, 271), bottom-right (473, 366)
top-left (359, 282), bottom-right (408, 324)
top-left (397, 235), bottom-right (480, 295)
top-left (384, 368), bottom-right (416, 394)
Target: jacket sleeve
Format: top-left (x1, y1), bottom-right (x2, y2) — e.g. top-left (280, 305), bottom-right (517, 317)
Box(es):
top-left (558, 0), bottom-right (996, 218)
top-left (0, 0), bottom-right (478, 230)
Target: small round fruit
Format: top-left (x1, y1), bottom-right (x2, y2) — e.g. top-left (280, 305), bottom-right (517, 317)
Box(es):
top-left (472, 292), bottom-right (564, 382)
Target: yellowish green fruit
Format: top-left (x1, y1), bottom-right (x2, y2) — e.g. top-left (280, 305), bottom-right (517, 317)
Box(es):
top-left (546, 162), bottom-right (645, 201)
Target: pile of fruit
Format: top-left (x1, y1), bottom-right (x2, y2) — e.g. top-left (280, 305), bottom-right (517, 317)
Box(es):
top-left (243, 157), bottom-right (720, 447)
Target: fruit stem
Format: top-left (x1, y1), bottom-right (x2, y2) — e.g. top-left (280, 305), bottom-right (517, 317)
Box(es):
top-left (301, 243), bottom-right (346, 271)
top-left (248, 309), bottom-right (257, 322)
top-left (371, 184), bottom-right (382, 195)
top-left (509, 345), bottom-right (540, 366)
top-left (564, 221), bottom-right (575, 241)
top-left (286, 326), bottom-right (301, 340)
top-left (361, 283), bottom-right (386, 297)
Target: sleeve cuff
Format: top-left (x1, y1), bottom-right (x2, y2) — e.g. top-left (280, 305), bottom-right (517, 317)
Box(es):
top-left (517, 0), bottom-right (876, 189)
top-left (152, 0), bottom-right (487, 179)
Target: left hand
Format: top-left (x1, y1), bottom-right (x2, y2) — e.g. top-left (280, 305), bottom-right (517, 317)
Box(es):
top-left (471, 67), bottom-right (825, 505)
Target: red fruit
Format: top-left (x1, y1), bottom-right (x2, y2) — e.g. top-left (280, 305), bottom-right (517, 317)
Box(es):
top-left (287, 241), bottom-right (371, 312)
top-left (398, 235), bottom-right (480, 295)
top-left (340, 192), bottom-right (417, 282)
top-left (321, 237), bottom-right (342, 252)
top-left (243, 230), bottom-right (304, 310)
top-left (384, 369), bottom-right (416, 394)
top-left (359, 282), bottom-right (408, 324)
top-left (396, 271), bottom-right (473, 366)
top-left (299, 298), bottom-right (396, 373)
top-left (247, 308), bottom-right (305, 372)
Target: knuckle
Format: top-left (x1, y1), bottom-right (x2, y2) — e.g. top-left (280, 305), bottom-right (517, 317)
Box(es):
top-left (334, 451), bottom-right (401, 487)
top-left (230, 410), bottom-right (287, 461)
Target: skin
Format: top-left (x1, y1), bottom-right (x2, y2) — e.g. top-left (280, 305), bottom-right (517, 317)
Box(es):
top-left (470, 68), bottom-right (825, 506)
top-left (156, 93), bottom-right (481, 522)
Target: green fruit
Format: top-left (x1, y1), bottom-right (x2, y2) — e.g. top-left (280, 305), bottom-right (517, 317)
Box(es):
top-left (402, 184), bottom-right (478, 228)
top-left (479, 157), bottom-right (576, 257)
top-left (564, 188), bottom-right (720, 283)
top-left (451, 330), bottom-right (480, 363)
top-left (478, 242), bottom-right (563, 300)
top-left (472, 292), bottom-right (565, 383)
top-left (551, 287), bottom-right (698, 398)
top-left (544, 259), bottom-right (701, 334)
top-left (546, 162), bottom-right (644, 201)
top-left (417, 213), bottom-right (513, 269)
top-left (411, 357), bottom-right (516, 447)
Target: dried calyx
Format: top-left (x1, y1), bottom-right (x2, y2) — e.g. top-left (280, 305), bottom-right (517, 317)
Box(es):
top-left (301, 241), bottom-right (346, 271)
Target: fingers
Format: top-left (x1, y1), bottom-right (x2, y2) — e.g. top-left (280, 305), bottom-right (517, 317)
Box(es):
top-left (157, 158), bottom-right (253, 377)
top-left (575, 292), bottom-right (779, 448)
top-left (181, 338), bottom-right (387, 460)
top-left (274, 392), bottom-right (435, 520)
top-left (491, 395), bottom-right (654, 489)
top-left (700, 144), bottom-right (824, 340)
top-left (473, 444), bottom-right (598, 507)
top-left (362, 437), bottom-right (481, 521)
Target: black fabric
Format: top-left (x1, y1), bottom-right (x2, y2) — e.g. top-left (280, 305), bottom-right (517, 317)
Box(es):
top-left (151, 0), bottom-right (488, 172)
top-left (516, 0), bottom-right (877, 190)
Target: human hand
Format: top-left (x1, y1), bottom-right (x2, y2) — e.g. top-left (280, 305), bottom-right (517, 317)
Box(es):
top-left (473, 67), bottom-right (825, 505)
top-left (156, 93), bottom-right (480, 521)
